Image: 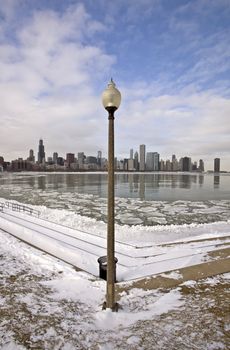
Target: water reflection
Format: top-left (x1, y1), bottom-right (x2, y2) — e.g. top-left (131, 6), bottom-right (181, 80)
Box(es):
top-left (0, 172), bottom-right (229, 202)
top-left (214, 175), bottom-right (220, 188)
top-left (199, 175), bottom-right (204, 186)
top-left (37, 175), bottom-right (46, 190)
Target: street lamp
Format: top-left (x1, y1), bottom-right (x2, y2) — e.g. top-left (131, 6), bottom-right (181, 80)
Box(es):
top-left (102, 79), bottom-right (121, 311)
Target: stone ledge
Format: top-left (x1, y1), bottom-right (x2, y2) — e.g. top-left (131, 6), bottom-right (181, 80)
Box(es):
top-left (116, 247), bottom-right (230, 296)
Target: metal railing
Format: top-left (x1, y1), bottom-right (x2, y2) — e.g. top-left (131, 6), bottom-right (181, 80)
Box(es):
top-left (4, 201), bottom-right (40, 217)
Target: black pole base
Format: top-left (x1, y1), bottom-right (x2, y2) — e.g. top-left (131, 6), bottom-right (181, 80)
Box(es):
top-left (102, 301), bottom-right (120, 312)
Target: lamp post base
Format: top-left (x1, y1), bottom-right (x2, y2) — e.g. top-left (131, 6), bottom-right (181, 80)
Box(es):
top-left (102, 301), bottom-right (120, 312)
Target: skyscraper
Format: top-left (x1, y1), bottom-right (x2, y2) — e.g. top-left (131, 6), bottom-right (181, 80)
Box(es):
top-left (199, 159), bottom-right (204, 172)
top-left (214, 158), bottom-right (220, 172)
top-left (182, 157), bottom-right (191, 172)
top-left (97, 151), bottom-right (102, 168)
top-left (172, 154), bottom-right (179, 171)
top-left (146, 152), bottom-right (154, 171)
top-left (139, 144), bottom-right (146, 171)
top-left (37, 139), bottom-right (45, 164)
top-left (130, 149), bottom-right (133, 160)
top-left (134, 151), bottom-right (139, 171)
top-left (153, 152), bottom-right (160, 171)
top-left (78, 152), bottom-right (85, 169)
top-left (53, 152), bottom-right (58, 164)
top-left (66, 153), bottom-right (75, 167)
top-left (28, 149), bottom-right (35, 162)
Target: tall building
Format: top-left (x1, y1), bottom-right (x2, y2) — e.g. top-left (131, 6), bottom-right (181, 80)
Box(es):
top-left (182, 157), bottom-right (191, 172)
top-left (165, 159), bottom-right (172, 171)
top-left (139, 144), bottom-right (146, 171)
top-left (66, 153), bottom-right (75, 167)
top-left (37, 139), bottom-right (45, 164)
top-left (172, 155), bottom-right (179, 171)
top-left (97, 151), bottom-right (102, 168)
top-left (145, 152), bottom-right (159, 171)
top-left (146, 152), bottom-right (154, 170)
top-left (28, 149), bottom-right (35, 162)
top-left (78, 152), bottom-right (85, 169)
top-left (128, 159), bottom-right (134, 171)
top-left (134, 151), bottom-right (139, 171)
top-left (153, 152), bottom-right (160, 171)
top-left (214, 158), bottom-right (220, 172)
top-left (53, 152), bottom-right (58, 164)
top-left (198, 159), bottom-right (204, 172)
top-left (160, 159), bottom-right (165, 171)
top-left (130, 149), bottom-right (133, 160)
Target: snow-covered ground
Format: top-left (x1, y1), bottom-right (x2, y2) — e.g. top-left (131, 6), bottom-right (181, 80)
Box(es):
top-left (0, 200), bottom-right (229, 281)
top-left (0, 197), bottom-right (229, 349)
top-left (0, 229), bottom-right (229, 349)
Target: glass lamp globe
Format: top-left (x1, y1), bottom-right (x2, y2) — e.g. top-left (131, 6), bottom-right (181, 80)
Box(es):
top-left (102, 79), bottom-right (121, 110)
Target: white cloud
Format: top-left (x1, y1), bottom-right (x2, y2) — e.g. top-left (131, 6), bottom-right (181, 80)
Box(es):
top-left (116, 86), bottom-right (230, 170)
top-left (0, 3), bottom-right (114, 160)
top-left (0, 1), bottom-right (229, 171)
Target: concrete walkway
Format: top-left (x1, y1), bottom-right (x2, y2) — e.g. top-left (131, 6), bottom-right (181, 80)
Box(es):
top-left (116, 247), bottom-right (230, 296)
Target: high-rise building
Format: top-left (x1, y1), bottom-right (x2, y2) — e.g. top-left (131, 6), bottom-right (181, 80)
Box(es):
top-left (145, 152), bottom-right (160, 171)
top-left (160, 159), bottom-right (165, 171)
top-left (134, 151), bottom-right (139, 171)
top-left (53, 152), bottom-right (58, 164)
top-left (165, 159), bottom-right (171, 171)
top-left (153, 152), bottom-right (160, 171)
top-left (78, 152), bottom-right (85, 169)
top-left (146, 152), bottom-right (154, 171)
top-left (97, 151), bottom-right (102, 168)
top-left (214, 158), bottom-right (220, 172)
top-left (57, 157), bottom-right (64, 166)
top-left (28, 149), bottom-right (35, 162)
top-left (182, 157), bottom-right (191, 172)
top-left (130, 149), bottom-right (133, 160)
top-left (139, 144), bottom-right (146, 171)
top-left (128, 159), bottom-right (134, 171)
top-left (198, 159), bottom-right (204, 172)
top-left (37, 139), bottom-right (45, 164)
top-left (66, 153), bottom-right (75, 167)
top-left (172, 155), bottom-right (179, 171)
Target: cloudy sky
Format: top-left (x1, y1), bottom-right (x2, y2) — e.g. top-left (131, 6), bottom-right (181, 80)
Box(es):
top-left (0, 0), bottom-right (229, 170)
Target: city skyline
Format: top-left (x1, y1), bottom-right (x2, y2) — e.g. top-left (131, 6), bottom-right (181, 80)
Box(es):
top-left (0, 138), bottom-right (226, 173)
top-left (0, 1), bottom-right (229, 170)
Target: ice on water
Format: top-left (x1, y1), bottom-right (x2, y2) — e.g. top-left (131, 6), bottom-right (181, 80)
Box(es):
top-left (0, 172), bottom-right (229, 227)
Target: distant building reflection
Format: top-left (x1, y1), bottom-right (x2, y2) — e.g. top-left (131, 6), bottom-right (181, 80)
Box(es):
top-left (199, 175), bottom-right (204, 186)
top-left (214, 175), bottom-right (220, 188)
top-left (37, 175), bottom-right (46, 190)
top-left (179, 174), bottom-right (191, 189)
top-left (122, 173), bottom-right (207, 199)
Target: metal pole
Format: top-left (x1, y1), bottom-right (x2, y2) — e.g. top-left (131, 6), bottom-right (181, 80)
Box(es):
top-left (106, 107), bottom-right (116, 310)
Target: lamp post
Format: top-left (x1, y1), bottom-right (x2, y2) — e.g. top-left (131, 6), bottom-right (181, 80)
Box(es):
top-left (102, 79), bottom-right (121, 310)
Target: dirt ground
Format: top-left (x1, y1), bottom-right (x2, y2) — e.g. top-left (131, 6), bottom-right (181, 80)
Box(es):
top-left (0, 243), bottom-right (229, 350)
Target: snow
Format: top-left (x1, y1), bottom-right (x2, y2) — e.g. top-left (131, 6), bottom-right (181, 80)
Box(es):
top-left (0, 198), bottom-right (229, 282)
top-left (0, 205), bottom-right (229, 281)
top-left (0, 196), bottom-right (229, 348)
top-left (1, 343), bottom-right (26, 350)
top-left (0, 230), bottom-right (185, 348)
top-left (0, 215), bottom-right (229, 349)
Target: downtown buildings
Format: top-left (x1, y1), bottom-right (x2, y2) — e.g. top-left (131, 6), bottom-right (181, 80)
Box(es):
top-left (1, 139), bottom-right (224, 173)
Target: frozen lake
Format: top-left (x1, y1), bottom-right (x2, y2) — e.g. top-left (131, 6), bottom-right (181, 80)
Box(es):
top-left (0, 172), bottom-right (229, 226)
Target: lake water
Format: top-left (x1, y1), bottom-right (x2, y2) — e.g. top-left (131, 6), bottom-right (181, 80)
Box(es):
top-left (0, 172), bottom-right (229, 226)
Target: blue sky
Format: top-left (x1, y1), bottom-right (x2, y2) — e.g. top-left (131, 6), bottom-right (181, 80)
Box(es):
top-left (0, 0), bottom-right (229, 170)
